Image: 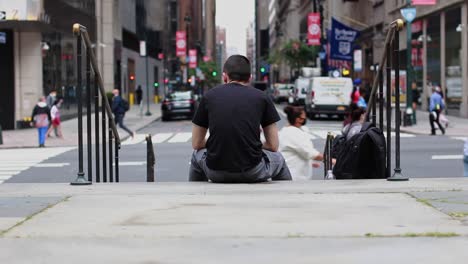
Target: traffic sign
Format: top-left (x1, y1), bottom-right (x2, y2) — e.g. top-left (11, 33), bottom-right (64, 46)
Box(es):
top-left (0, 11), bottom-right (6, 20)
top-left (401, 8), bottom-right (417, 23)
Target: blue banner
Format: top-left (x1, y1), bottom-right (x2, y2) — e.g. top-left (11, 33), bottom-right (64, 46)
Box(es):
top-left (330, 18), bottom-right (360, 61)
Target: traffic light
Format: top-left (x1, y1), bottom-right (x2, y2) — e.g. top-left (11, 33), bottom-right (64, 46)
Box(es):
top-left (129, 75), bottom-right (135, 81)
top-left (212, 71), bottom-right (217, 77)
top-left (153, 82), bottom-right (159, 88)
top-left (260, 67), bottom-right (266, 74)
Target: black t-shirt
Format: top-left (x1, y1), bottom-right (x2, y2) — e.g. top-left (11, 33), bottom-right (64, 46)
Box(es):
top-left (192, 83), bottom-right (280, 171)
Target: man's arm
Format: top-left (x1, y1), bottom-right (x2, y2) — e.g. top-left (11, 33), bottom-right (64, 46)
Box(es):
top-left (262, 123), bottom-right (279, 152)
top-left (192, 124), bottom-right (208, 150)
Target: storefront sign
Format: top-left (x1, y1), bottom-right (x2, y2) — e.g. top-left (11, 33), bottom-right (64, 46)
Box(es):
top-left (401, 8), bottom-right (417, 23)
top-left (330, 18), bottom-right (360, 61)
top-left (0, 0), bottom-right (41, 20)
top-left (353, 49), bottom-right (362, 72)
top-left (139, 41), bottom-right (146, 57)
top-left (307, 13), bottom-right (321, 46)
top-left (176, 31), bottom-right (186, 57)
top-left (189, 49), bottom-right (197, 69)
top-left (412, 0), bottom-right (436, 5)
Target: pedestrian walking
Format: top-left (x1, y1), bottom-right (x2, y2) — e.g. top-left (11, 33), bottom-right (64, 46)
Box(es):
top-left (46, 98), bottom-right (64, 138)
top-left (279, 106), bottom-right (324, 180)
top-left (31, 97), bottom-right (51, 148)
top-left (429, 86), bottom-right (445, 135)
top-left (351, 79), bottom-right (361, 104)
top-left (46, 89), bottom-right (59, 137)
top-left (111, 89), bottom-right (135, 139)
top-left (464, 138), bottom-right (468, 177)
top-left (136, 85), bottom-right (143, 105)
top-left (189, 55), bottom-right (291, 183)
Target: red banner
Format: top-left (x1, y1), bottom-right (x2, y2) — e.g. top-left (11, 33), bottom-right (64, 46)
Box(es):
top-left (189, 49), bottom-right (197, 69)
top-left (307, 13), bottom-right (321, 46)
top-left (176, 31), bottom-right (186, 57)
top-left (412, 0), bottom-right (436, 5)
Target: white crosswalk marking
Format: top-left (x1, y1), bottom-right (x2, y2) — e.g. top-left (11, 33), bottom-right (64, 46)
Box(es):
top-left (0, 147), bottom-right (74, 184)
top-left (122, 134), bottom-right (147, 145)
top-left (452, 137), bottom-right (467, 141)
top-left (167, 132), bottom-right (192, 143)
top-left (432, 155), bottom-right (463, 160)
top-left (151, 133), bottom-right (174, 143)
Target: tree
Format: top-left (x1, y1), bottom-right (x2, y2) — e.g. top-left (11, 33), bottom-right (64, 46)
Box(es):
top-left (269, 40), bottom-right (319, 76)
top-left (198, 61), bottom-right (221, 88)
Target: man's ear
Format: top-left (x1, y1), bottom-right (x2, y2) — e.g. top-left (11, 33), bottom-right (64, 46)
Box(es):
top-left (223, 72), bottom-right (229, 83)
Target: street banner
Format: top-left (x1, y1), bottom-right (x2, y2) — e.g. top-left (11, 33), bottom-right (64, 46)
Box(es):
top-left (330, 18), bottom-right (360, 61)
top-left (412, 0), bottom-right (436, 5)
top-left (176, 31), bottom-right (186, 57)
top-left (307, 12), bottom-right (321, 46)
top-left (189, 49), bottom-right (197, 69)
top-left (353, 49), bottom-right (362, 72)
top-left (139, 41), bottom-right (146, 57)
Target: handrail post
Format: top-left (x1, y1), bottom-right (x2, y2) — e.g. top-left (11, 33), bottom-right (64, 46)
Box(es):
top-left (109, 121), bottom-right (113, 183)
top-left (386, 41), bottom-right (392, 179)
top-left (94, 78), bottom-right (100, 182)
top-left (388, 28), bottom-right (408, 181)
top-left (147, 134), bottom-right (155, 182)
top-left (115, 141), bottom-right (120, 182)
top-left (324, 133), bottom-right (334, 180)
top-left (71, 32), bottom-right (91, 186)
top-left (102, 96), bottom-right (107, 182)
top-left (86, 49), bottom-right (93, 182)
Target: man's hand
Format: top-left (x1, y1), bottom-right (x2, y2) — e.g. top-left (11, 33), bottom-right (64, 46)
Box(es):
top-left (262, 123), bottom-right (279, 152)
top-left (192, 124), bottom-right (208, 150)
top-left (312, 162), bottom-right (321, 168)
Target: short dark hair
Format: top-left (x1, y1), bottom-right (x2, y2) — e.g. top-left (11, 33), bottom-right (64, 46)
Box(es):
top-left (223, 55), bottom-right (251, 82)
top-left (284, 105), bottom-right (305, 125)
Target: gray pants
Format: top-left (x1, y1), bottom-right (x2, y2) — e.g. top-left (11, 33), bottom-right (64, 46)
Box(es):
top-left (189, 149), bottom-right (292, 183)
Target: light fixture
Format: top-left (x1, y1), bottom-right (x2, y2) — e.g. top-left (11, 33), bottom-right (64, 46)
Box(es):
top-left (417, 35), bottom-right (432, 43)
top-left (41, 42), bottom-right (50, 51)
top-left (456, 24), bottom-right (463, 32)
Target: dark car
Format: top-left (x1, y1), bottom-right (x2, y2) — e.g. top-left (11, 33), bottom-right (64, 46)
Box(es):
top-left (161, 91), bottom-right (197, 121)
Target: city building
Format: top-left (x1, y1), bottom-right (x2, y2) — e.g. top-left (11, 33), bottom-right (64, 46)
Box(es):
top-left (246, 22), bottom-right (256, 76)
top-left (216, 26), bottom-right (226, 73)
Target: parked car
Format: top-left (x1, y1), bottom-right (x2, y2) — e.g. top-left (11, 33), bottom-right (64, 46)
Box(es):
top-left (288, 77), bottom-right (310, 106)
top-left (305, 77), bottom-right (353, 119)
top-left (161, 91), bottom-right (197, 121)
top-left (273, 83), bottom-right (294, 103)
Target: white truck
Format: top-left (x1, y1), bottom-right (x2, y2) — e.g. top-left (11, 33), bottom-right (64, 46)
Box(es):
top-left (305, 77), bottom-right (353, 119)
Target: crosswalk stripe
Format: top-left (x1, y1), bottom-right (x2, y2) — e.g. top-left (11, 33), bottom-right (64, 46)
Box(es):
top-left (432, 155), bottom-right (463, 160)
top-left (167, 132), bottom-right (192, 143)
top-left (0, 176), bottom-right (12, 180)
top-left (120, 161), bottom-right (145, 166)
top-left (34, 163), bottom-right (70, 168)
top-left (151, 133), bottom-right (174, 143)
top-left (122, 134), bottom-right (147, 145)
top-left (452, 137), bottom-right (467, 141)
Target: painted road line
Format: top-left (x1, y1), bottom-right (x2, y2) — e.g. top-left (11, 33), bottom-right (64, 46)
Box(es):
top-left (0, 171), bottom-right (21, 175)
top-left (312, 130), bottom-right (330, 139)
top-left (452, 137), bottom-right (467, 141)
top-left (122, 134), bottom-right (147, 145)
top-left (0, 167), bottom-right (29, 171)
top-left (0, 175), bottom-right (13, 180)
top-left (431, 155), bottom-right (463, 160)
top-left (151, 133), bottom-right (174, 143)
top-left (119, 161), bottom-right (145, 166)
top-left (34, 163), bottom-right (70, 168)
top-left (167, 132), bottom-right (192, 143)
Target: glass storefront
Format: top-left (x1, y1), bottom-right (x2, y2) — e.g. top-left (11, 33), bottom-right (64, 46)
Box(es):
top-left (426, 13), bottom-right (441, 95)
top-left (445, 7), bottom-right (462, 112)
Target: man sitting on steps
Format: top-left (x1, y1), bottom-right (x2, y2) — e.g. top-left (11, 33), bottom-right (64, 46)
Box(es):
top-left (189, 55), bottom-right (292, 183)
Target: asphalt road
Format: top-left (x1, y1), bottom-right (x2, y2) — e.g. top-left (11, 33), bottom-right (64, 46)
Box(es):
top-left (3, 105), bottom-right (465, 184)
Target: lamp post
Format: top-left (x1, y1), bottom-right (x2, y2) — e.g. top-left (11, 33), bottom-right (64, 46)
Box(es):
top-left (184, 15), bottom-right (191, 87)
top-left (405, 0), bottom-right (414, 125)
top-left (144, 30), bottom-right (152, 116)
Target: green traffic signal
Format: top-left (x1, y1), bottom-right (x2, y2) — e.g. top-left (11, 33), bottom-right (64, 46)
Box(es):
top-left (212, 71), bottom-right (217, 77)
top-left (154, 82), bottom-right (159, 87)
top-left (260, 67), bottom-right (266, 73)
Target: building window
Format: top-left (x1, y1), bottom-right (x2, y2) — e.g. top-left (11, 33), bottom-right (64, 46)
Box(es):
top-left (445, 7), bottom-right (462, 111)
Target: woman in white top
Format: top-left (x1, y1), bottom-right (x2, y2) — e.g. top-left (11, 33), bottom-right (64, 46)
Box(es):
top-left (46, 98), bottom-right (64, 138)
top-left (279, 106), bottom-right (323, 180)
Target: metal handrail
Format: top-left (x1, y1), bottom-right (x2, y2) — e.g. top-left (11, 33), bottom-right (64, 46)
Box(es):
top-left (365, 19), bottom-right (405, 120)
top-left (72, 23), bottom-right (120, 145)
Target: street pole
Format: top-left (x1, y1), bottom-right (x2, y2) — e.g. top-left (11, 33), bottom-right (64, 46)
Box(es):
top-left (406, 0), bottom-right (414, 125)
top-left (185, 15), bottom-right (191, 87)
top-left (145, 31), bottom-right (151, 116)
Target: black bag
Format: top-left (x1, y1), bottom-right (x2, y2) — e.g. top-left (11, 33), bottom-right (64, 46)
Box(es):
top-left (122, 99), bottom-right (130, 112)
top-left (332, 122), bottom-right (387, 179)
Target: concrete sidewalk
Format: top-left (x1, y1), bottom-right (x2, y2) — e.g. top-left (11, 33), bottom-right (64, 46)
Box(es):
top-left (1, 179), bottom-right (468, 263)
top-left (400, 110), bottom-right (468, 137)
top-left (0, 103), bottom-right (161, 149)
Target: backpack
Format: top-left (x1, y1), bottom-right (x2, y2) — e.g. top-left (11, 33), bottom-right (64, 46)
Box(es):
top-left (121, 99), bottom-right (130, 112)
top-left (34, 113), bottom-right (49, 128)
top-left (332, 122), bottom-right (387, 179)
